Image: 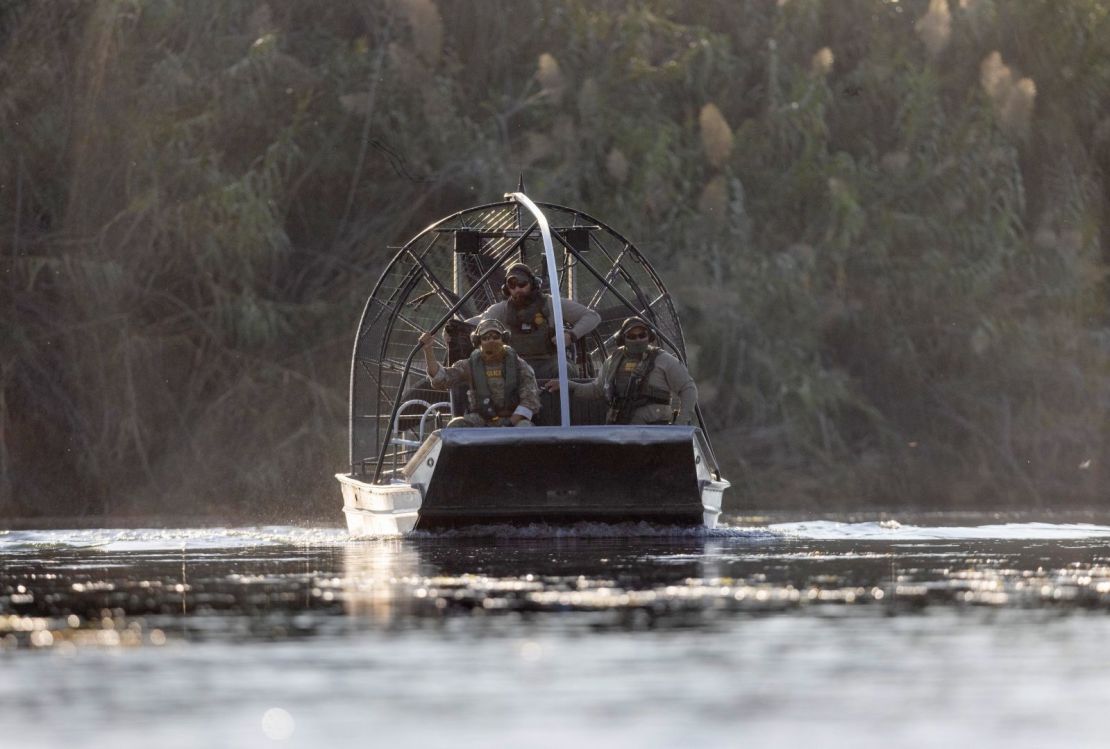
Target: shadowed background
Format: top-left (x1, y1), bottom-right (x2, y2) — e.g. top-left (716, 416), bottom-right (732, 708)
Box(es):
top-left (2, 0), bottom-right (1108, 521)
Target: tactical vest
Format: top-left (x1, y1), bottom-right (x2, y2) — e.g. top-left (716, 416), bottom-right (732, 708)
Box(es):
top-left (468, 347), bottom-right (521, 418)
top-left (603, 347), bottom-right (671, 424)
top-left (505, 294), bottom-right (555, 361)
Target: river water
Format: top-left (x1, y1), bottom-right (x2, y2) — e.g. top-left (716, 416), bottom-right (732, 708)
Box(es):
top-left (3, 515), bottom-right (1110, 748)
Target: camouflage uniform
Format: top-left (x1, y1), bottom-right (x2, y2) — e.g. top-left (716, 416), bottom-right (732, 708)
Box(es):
top-left (569, 346), bottom-right (698, 425)
top-left (429, 346), bottom-right (542, 427)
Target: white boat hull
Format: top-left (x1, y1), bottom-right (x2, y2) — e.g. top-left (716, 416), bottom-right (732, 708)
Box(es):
top-left (338, 475), bottom-right (422, 536)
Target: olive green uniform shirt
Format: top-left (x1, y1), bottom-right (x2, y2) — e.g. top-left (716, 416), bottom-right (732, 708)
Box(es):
top-left (474, 296), bottom-right (601, 342)
top-left (428, 350), bottom-right (542, 420)
top-left (470, 295), bottom-right (601, 379)
top-left (569, 348), bottom-right (698, 425)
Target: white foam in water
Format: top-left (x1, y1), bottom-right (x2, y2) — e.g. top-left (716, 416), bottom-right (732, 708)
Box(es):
top-left (765, 520), bottom-right (1110, 541)
top-left (0, 527), bottom-right (349, 552)
top-left (406, 522), bottom-right (770, 540)
top-left (0, 523), bottom-right (767, 549)
top-left (5, 521), bottom-right (1110, 549)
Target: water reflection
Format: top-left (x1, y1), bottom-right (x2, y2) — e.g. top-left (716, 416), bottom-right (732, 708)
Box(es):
top-left (5, 524), bottom-right (1110, 749)
top-left (338, 533), bottom-right (1110, 627)
top-left (3, 526), bottom-right (1110, 651)
top-left (340, 536), bottom-right (721, 627)
top-left (341, 540), bottom-right (424, 622)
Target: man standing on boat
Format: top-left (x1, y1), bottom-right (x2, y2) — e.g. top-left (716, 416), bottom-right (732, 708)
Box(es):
top-left (420, 319), bottom-right (541, 428)
top-left (545, 316), bottom-right (698, 426)
top-left (472, 263), bottom-right (601, 381)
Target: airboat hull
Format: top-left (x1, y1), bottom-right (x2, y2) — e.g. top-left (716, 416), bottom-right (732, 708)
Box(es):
top-left (338, 425), bottom-right (727, 536)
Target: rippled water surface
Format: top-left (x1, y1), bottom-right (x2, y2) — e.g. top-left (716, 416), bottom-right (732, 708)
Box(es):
top-left (3, 515), bottom-right (1110, 748)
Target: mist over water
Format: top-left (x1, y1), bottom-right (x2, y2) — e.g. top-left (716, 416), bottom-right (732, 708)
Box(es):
top-left (2, 516), bottom-right (1110, 748)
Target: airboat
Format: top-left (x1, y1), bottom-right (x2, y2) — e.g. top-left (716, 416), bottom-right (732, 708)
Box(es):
top-left (337, 190), bottom-right (729, 535)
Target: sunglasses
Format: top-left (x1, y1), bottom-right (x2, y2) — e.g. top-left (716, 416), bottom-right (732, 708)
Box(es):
top-left (624, 330), bottom-right (650, 341)
top-left (506, 277), bottom-right (531, 289)
top-left (480, 331), bottom-right (503, 341)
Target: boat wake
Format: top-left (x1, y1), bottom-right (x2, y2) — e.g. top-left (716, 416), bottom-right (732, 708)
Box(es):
top-left (404, 521), bottom-right (771, 540)
top-left (0, 523), bottom-right (768, 550)
top-left (405, 519), bottom-right (1110, 542)
top-left (0, 527), bottom-right (350, 553)
top-left (764, 520), bottom-right (1110, 541)
top-left (5, 520), bottom-right (1110, 551)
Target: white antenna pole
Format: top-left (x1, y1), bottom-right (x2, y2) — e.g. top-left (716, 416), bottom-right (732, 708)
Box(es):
top-left (506, 191), bottom-right (570, 427)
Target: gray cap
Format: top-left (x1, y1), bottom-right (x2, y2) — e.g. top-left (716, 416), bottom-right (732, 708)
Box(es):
top-left (505, 263), bottom-right (534, 282)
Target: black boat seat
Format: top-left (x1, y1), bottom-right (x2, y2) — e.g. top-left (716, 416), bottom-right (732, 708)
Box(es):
top-left (534, 387), bottom-right (608, 426)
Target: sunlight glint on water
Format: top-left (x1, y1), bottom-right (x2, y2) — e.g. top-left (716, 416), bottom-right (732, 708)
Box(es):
top-left (2, 519), bottom-right (1110, 748)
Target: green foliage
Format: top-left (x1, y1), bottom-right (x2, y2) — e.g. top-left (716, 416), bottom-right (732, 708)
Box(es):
top-left (2, 0), bottom-right (1109, 518)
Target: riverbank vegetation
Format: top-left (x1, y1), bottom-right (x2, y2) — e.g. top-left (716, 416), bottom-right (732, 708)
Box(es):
top-left (3, 0), bottom-right (1109, 520)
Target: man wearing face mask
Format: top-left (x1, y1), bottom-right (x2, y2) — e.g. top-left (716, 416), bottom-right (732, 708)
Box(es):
top-left (419, 319), bottom-right (541, 427)
top-left (544, 316), bottom-right (697, 426)
top-left (472, 263), bottom-right (601, 381)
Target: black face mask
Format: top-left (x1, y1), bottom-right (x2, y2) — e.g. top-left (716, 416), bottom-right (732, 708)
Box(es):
top-left (625, 339), bottom-right (649, 355)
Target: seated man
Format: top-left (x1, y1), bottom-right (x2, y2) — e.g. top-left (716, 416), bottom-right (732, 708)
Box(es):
top-left (419, 319), bottom-right (540, 428)
top-left (544, 316), bottom-right (697, 425)
top-left (472, 263), bottom-right (601, 380)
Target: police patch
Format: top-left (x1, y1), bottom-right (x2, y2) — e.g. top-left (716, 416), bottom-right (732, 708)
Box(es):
top-left (533, 313), bottom-right (545, 326)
